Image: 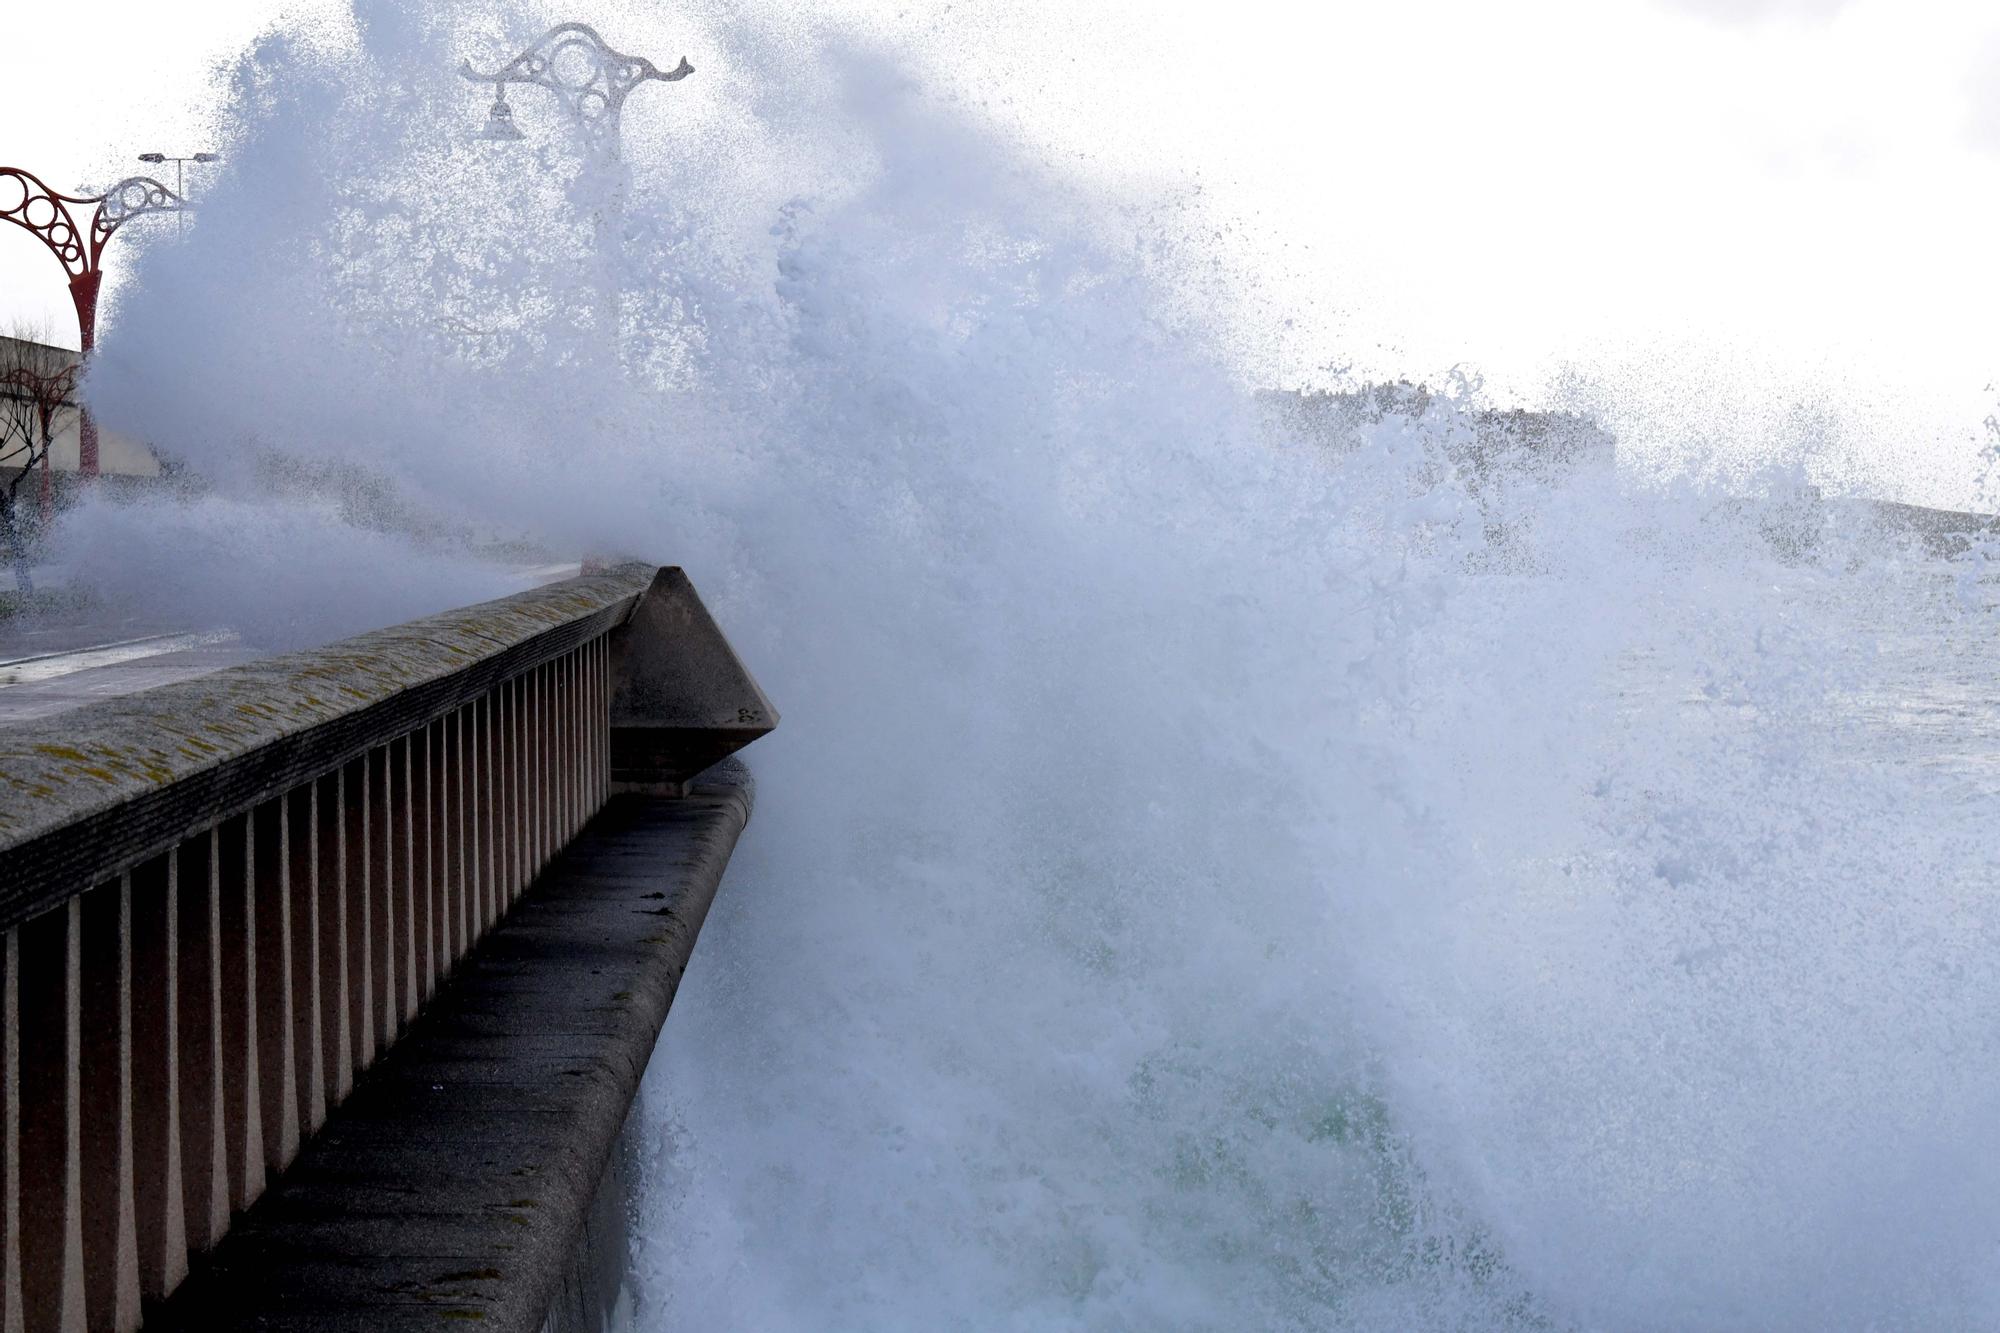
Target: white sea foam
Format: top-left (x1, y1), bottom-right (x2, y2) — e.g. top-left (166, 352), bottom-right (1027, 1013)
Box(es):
top-left (68, 3), bottom-right (2000, 1328)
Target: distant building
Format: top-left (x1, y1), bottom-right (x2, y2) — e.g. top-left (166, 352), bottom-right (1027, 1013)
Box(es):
top-left (1262, 382), bottom-right (2000, 564)
top-left (0, 334), bottom-right (161, 482)
top-left (1259, 381), bottom-right (1616, 484)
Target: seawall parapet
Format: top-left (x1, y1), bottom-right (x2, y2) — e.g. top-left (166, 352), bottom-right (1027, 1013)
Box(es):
top-left (0, 564), bottom-right (775, 1331)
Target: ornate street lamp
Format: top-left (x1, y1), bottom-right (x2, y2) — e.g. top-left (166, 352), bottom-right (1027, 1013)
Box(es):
top-left (459, 22), bottom-right (692, 164)
top-left (0, 168), bottom-right (188, 475)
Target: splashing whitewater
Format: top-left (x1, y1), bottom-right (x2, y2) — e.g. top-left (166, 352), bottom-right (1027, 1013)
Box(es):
top-left (66, 4), bottom-right (2000, 1328)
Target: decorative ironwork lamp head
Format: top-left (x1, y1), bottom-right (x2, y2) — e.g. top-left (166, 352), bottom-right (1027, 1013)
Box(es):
top-left (474, 90), bottom-right (528, 142)
top-left (460, 21), bottom-right (692, 161)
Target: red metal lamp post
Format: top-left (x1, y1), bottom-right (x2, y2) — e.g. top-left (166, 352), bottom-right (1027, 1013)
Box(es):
top-left (0, 168), bottom-right (187, 476)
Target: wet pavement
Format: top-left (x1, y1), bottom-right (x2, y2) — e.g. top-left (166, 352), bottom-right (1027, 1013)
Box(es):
top-left (0, 619), bottom-right (253, 726)
top-left (0, 562), bottom-right (582, 728)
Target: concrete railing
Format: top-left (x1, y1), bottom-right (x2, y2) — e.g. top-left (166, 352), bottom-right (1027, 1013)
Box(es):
top-left (0, 565), bottom-right (775, 1331)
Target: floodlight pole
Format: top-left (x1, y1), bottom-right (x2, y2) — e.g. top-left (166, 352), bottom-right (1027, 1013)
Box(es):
top-left (461, 23), bottom-right (692, 349)
top-left (137, 152), bottom-right (220, 238)
top-left (0, 168), bottom-right (188, 475)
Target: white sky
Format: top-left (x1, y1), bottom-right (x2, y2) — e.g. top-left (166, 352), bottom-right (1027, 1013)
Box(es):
top-left (4, 0), bottom-right (1998, 500)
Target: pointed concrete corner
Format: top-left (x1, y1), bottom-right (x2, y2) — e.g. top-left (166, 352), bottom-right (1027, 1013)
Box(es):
top-left (607, 567), bottom-right (778, 792)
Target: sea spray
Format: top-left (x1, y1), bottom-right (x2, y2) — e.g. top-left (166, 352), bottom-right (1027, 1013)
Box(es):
top-left (67, 3), bottom-right (2000, 1328)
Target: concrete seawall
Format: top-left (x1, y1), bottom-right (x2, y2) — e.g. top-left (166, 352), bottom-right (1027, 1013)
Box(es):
top-left (153, 761), bottom-right (753, 1330)
top-left (0, 564), bottom-right (775, 1330)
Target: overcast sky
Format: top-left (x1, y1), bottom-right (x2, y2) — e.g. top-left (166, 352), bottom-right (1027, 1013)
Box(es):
top-left (4, 0), bottom-right (1997, 498)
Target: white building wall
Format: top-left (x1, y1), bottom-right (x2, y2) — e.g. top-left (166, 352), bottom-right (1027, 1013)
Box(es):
top-left (2, 337), bottom-right (162, 478)
top-left (39, 406), bottom-right (161, 477)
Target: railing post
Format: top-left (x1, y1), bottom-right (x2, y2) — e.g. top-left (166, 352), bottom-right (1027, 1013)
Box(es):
top-left (315, 770), bottom-right (351, 1108)
top-left (368, 746), bottom-right (398, 1053)
top-left (0, 566), bottom-right (757, 1322)
top-left (479, 696), bottom-right (498, 933)
top-left (216, 814), bottom-right (263, 1214)
top-left (287, 785), bottom-right (324, 1138)
top-left (521, 674), bottom-right (533, 894)
top-left (445, 711), bottom-right (462, 970)
top-left (511, 675), bottom-right (522, 894)
top-left (604, 567), bottom-right (778, 794)
top-left (523, 670), bottom-right (537, 874)
top-left (540, 665), bottom-right (555, 870)
top-left (497, 684), bottom-right (515, 907)
top-left (174, 831), bottom-right (227, 1254)
top-left (428, 717), bottom-right (452, 994)
top-left (342, 757), bottom-right (373, 1076)
top-left (20, 897), bottom-right (84, 1330)
top-left (78, 874), bottom-right (139, 1331)
top-left (457, 704), bottom-right (474, 944)
top-left (127, 855), bottom-right (183, 1301)
top-left (254, 799), bottom-right (298, 1175)
top-left (555, 656), bottom-right (570, 844)
top-left (3, 928), bottom-right (22, 1333)
top-left (575, 647), bottom-right (588, 821)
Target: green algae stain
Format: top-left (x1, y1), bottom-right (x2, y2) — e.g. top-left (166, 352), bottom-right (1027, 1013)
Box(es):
top-left (33, 745), bottom-right (89, 763)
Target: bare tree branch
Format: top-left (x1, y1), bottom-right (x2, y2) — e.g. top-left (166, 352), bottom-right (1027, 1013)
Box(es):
top-left (0, 325), bottom-right (76, 593)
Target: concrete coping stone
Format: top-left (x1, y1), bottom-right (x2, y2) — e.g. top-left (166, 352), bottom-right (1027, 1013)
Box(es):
top-left (0, 563), bottom-right (659, 932)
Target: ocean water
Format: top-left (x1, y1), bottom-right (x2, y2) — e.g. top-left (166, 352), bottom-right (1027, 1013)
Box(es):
top-left (68, 3), bottom-right (2000, 1328)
